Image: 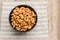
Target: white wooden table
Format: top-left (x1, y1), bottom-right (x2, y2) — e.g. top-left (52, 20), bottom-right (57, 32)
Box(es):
top-left (0, 0), bottom-right (48, 40)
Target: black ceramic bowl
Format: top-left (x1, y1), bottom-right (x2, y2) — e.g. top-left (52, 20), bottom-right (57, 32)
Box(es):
top-left (9, 5), bottom-right (37, 32)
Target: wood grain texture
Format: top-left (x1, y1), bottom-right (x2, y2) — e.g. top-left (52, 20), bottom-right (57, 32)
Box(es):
top-left (15, 0), bottom-right (30, 1)
top-left (1, 0), bottom-right (15, 2)
top-left (0, 2), bottom-right (2, 32)
top-left (48, 0), bottom-right (59, 40)
top-left (48, 0), bottom-right (53, 40)
top-left (57, 0), bottom-right (60, 40)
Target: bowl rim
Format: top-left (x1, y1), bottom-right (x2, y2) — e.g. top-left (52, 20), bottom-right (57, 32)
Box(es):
top-left (9, 5), bottom-right (38, 32)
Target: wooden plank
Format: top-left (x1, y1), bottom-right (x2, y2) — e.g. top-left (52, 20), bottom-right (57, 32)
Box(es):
top-left (48, 0), bottom-right (58, 40)
top-left (15, 0), bottom-right (30, 1)
top-left (48, 0), bottom-right (53, 40)
top-left (57, 0), bottom-right (60, 40)
top-left (0, 2), bottom-right (2, 32)
top-left (1, 0), bottom-right (15, 2)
